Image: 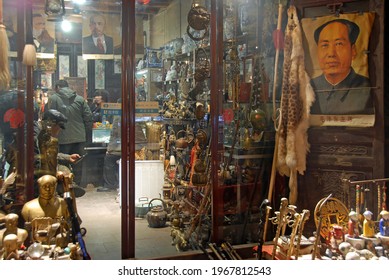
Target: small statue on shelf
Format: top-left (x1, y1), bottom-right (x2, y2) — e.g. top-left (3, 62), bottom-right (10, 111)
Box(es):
top-left (1, 234), bottom-right (19, 260)
top-left (347, 210), bottom-right (359, 238)
top-left (379, 210), bottom-right (389, 237)
top-left (362, 210), bottom-right (375, 238)
top-left (0, 213), bottom-right (28, 249)
top-left (165, 64), bottom-right (177, 82)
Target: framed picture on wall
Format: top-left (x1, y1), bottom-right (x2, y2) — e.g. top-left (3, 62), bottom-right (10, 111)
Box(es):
top-left (40, 73), bottom-right (53, 89)
top-left (82, 10), bottom-right (120, 60)
top-left (58, 55), bottom-right (70, 80)
top-left (77, 56), bottom-right (88, 79)
top-left (31, 9), bottom-right (55, 59)
top-left (95, 60), bottom-right (105, 89)
top-left (301, 12), bottom-right (376, 127)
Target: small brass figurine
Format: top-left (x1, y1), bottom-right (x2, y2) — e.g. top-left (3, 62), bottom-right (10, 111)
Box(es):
top-left (0, 213), bottom-right (28, 249)
top-left (1, 234), bottom-right (19, 260)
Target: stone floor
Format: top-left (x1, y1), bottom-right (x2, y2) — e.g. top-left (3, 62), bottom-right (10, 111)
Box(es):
top-left (76, 184), bottom-right (182, 260)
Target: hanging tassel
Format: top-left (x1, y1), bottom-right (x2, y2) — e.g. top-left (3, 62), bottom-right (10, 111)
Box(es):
top-left (0, 0), bottom-right (11, 90)
top-left (23, 44), bottom-right (37, 66)
top-left (23, 0), bottom-right (36, 66)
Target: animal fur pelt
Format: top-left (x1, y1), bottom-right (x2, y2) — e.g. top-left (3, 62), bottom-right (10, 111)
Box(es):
top-left (276, 6), bottom-right (315, 205)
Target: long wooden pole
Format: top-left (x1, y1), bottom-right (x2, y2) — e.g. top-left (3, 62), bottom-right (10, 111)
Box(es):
top-left (267, 2), bottom-right (284, 203)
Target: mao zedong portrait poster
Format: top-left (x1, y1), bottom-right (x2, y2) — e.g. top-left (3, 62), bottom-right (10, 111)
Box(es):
top-left (301, 13), bottom-right (375, 125)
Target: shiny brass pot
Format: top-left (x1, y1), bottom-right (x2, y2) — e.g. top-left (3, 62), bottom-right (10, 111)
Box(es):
top-left (146, 198), bottom-right (168, 228)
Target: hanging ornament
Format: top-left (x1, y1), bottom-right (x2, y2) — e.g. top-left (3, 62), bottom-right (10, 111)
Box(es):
top-left (186, 1), bottom-right (210, 41)
top-left (45, 0), bottom-right (66, 22)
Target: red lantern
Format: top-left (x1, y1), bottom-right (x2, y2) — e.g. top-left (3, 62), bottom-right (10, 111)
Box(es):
top-left (137, 0), bottom-right (151, 5)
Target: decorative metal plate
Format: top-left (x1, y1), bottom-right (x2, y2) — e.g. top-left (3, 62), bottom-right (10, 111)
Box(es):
top-left (314, 197), bottom-right (349, 239)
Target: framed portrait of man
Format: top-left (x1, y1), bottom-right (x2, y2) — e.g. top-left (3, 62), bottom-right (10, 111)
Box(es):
top-left (82, 11), bottom-right (120, 60)
top-left (301, 12), bottom-right (376, 127)
top-left (32, 10), bottom-right (56, 59)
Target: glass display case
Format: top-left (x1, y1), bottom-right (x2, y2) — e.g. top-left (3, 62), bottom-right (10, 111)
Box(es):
top-left (129, 0), bottom-right (277, 254)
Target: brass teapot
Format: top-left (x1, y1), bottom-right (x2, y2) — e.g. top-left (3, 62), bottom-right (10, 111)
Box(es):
top-left (146, 198), bottom-right (168, 228)
top-left (192, 156), bottom-right (207, 186)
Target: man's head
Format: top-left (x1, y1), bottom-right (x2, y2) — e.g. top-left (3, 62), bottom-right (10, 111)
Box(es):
top-left (89, 13), bottom-right (106, 37)
top-left (314, 19), bottom-right (360, 85)
top-left (32, 14), bottom-right (46, 38)
top-left (93, 89), bottom-right (109, 105)
top-left (54, 79), bottom-right (69, 92)
top-left (37, 175), bottom-right (57, 201)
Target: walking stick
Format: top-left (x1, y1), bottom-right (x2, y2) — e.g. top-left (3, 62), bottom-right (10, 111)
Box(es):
top-left (267, 0), bottom-right (287, 203)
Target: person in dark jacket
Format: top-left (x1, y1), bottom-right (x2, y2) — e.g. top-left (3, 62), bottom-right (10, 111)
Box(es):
top-left (89, 89), bottom-right (109, 123)
top-left (46, 80), bottom-right (93, 186)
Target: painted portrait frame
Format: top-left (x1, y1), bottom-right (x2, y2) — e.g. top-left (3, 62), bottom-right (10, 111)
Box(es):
top-left (82, 10), bottom-right (121, 60)
top-left (31, 9), bottom-right (56, 59)
top-left (301, 12), bottom-right (376, 127)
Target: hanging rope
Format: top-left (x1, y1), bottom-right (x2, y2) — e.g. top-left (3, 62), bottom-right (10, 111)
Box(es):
top-left (0, 0), bottom-right (11, 91)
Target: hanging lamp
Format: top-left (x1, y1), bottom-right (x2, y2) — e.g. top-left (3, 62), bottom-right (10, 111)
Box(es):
top-left (45, 0), bottom-right (66, 22)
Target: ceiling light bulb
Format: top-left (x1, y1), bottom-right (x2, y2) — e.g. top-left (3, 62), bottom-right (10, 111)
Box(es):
top-left (73, 0), bottom-right (85, 4)
top-left (61, 19), bottom-right (72, 32)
